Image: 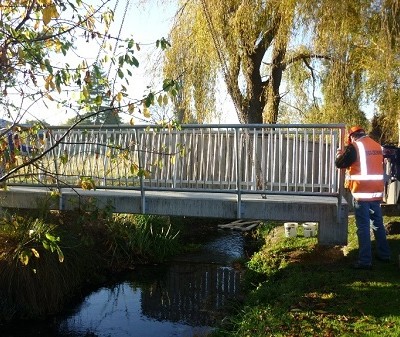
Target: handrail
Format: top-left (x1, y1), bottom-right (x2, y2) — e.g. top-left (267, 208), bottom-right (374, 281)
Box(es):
top-left (5, 124), bottom-right (346, 208)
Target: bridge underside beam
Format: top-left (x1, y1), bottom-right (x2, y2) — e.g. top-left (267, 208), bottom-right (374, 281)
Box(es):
top-left (0, 187), bottom-right (348, 246)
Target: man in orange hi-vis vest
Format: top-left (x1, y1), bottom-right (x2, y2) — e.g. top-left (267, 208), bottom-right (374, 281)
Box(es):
top-left (336, 126), bottom-right (391, 270)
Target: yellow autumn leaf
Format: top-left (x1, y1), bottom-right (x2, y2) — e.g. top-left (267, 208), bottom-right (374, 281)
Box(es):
top-left (163, 94), bottom-right (169, 105)
top-left (18, 47), bottom-right (24, 60)
top-left (130, 163), bottom-right (139, 175)
top-left (82, 86), bottom-right (89, 98)
top-left (128, 103), bottom-right (135, 113)
top-left (42, 5), bottom-right (59, 26)
top-left (45, 93), bottom-right (54, 101)
top-left (31, 248), bottom-right (40, 258)
top-left (54, 40), bottom-right (63, 53)
top-left (44, 74), bottom-right (53, 91)
top-left (143, 170), bottom-right (151, 179)
top-left (157, 94), bottom-right (163, 106)
top-left (57, 249), bottom-right (64, 263)
top-left (143, 106), bottom-right (151, 118)
top-left (19, 251), bottom-right (30, 265)
top-left (129, 118), bottom-right (135, 125)
top-left (37, 0), bottom-right (54, 5)
top-left (50, 190), bottom-right (60, 197)
top-left (116, 92), bottom-right (123, 102)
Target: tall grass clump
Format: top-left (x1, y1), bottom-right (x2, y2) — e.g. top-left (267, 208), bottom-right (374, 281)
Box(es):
top-left (105, 214), bottom-right (181, 267)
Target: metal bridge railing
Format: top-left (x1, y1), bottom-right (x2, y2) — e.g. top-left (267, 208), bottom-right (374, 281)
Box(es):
top-left (5, 123), bottom-right (346, 198)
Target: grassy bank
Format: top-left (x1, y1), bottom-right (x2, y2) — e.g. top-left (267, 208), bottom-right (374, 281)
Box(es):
top-left (0, 209), bottom-right (181, 322)
top-left (214, 215), bottom-right (400, 337)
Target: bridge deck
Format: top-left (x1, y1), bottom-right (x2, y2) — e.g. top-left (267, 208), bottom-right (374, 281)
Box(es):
top-left (0, 186), bottom-right (348, 246)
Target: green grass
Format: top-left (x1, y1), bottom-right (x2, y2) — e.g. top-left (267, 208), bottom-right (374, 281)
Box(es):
top-left (213, 215), bottom-right (400, 337)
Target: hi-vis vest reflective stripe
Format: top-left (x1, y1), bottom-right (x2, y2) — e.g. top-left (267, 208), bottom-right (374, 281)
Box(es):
top-left (346, 136), bottom-right (384, 201)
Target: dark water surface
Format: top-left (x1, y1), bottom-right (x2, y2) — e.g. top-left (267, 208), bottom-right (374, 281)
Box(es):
top-left (3, 230), bottom-right (246, 337)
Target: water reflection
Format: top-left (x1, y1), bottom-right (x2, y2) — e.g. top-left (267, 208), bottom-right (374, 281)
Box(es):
top-left (141, 264), bottom-right (241, 325)
top-left (59, 262), bottom-right (241, 337)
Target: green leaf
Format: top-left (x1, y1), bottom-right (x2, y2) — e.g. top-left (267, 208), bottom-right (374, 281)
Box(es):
top-left (44, 59), bottom-right (53, 74)
top-left (145, 92), bottom-right (154, 107)
top-left (94, 95), bottom-right (103, 106)
top-left (117, 68), bottom-right (124, 79)
top-left (163, 79), bottom-right (174, 91)
top-left (131, 56), bottom-right (139, 67)
top-left (45, 233), bottom-right (59, 242)
top-left (42, 241), bottom-right (50, 250)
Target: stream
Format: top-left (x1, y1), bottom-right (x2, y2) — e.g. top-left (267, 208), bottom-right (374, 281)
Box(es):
top-left (3, 228), bottom-right (247, 337)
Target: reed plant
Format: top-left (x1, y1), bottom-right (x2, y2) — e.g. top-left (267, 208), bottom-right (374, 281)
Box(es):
top-left (104, 214), bottom-right (181, 267)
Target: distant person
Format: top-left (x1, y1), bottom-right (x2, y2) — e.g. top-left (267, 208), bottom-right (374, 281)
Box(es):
top-left (13, 133), bottom-right (21, 151)
top-left (12, 133), bottom-right (35, 157)
top-left (335, 126), bottom-right (391, 269)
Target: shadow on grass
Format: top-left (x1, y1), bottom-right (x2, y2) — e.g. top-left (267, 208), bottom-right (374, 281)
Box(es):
top-left (270, 235), bottom-right (400, 319)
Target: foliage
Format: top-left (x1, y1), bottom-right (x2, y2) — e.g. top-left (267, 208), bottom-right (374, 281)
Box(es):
top-left (212, 216), bottom-right (400, 337)
top-left (164, 0), bottom-right (400, 132)
top-left (0, 212), bottom-right (64, 266)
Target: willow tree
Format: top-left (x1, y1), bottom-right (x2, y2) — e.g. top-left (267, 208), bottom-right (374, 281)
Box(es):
top-left (288, 0), bottom-right (400, 138)
top-left (362, 0), bottom-right (400, 145)
top-left (290, 1), bottom-right (370, 127)
top-left (163, 0), bottom-right (400, 127)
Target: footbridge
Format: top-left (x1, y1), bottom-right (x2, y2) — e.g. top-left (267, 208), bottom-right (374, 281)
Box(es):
top-left (0, 123), bottom-right (348, 245)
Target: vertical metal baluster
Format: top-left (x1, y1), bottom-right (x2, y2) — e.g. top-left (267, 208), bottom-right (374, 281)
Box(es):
top-left (252, 127), bottom-right (257, 190)
top-left (261, 127), bottom-right (266, 192)
top-left (235, 127), bottom-right (241, 218)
